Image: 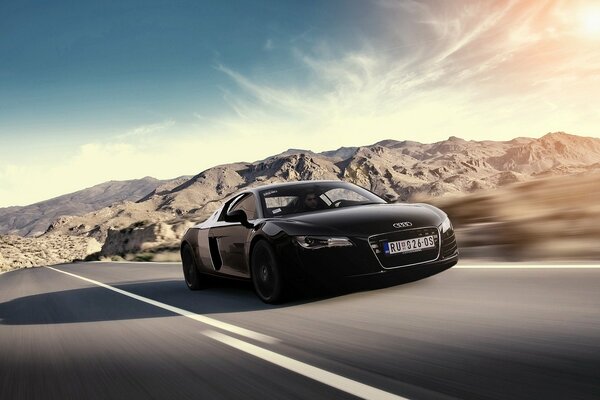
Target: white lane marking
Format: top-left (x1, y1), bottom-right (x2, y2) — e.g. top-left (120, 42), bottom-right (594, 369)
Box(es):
top-left (85, 261), bottom-right (181, 265)
top-left (49, 266), bottom-right (410, 399)
top-left (47, 266), bottom-right (278, 344)
top-left (203, 330), bottom-right (408, 400)
top-left (454, 264), bottom-right (600, 269)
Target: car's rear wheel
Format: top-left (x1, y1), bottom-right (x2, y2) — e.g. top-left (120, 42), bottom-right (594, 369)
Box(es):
top-left (181, 244), bottom-right (206, 290)
top-left (251, 241), bottom-right (284, 304)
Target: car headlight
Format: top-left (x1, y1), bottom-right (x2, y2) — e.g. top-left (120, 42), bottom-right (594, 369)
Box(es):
top-left (294, 236), bottom-right (354, 249)
top-left (439, 216), bottom-right (452, 233)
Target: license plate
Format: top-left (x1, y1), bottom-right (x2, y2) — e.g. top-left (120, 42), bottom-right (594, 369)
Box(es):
top-left (383, 235), bottom-right (436, 255)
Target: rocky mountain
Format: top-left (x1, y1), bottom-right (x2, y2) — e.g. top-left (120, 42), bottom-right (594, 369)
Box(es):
top-left (2, 131), bottom-right (600, 271)
top-left (487, 132), bottom-right (600, 174)
top-left (45, 131), bottom-right (599, 249)
top-left (0, 176), bottom-right (189, 237)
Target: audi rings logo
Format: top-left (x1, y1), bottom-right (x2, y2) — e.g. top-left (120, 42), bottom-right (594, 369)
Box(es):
top-left (393, 222), bottom-right (412, 229)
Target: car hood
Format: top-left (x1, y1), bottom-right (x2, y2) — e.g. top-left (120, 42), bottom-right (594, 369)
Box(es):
top-left (267, 203), bottom-right (445, 237)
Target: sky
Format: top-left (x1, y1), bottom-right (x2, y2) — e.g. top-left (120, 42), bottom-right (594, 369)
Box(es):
top-left (1, 0), bottom-right (600, 207)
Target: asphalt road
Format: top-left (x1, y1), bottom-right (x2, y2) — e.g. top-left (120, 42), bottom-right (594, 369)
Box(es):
top-left (1, 262), bottom-right (599, 400)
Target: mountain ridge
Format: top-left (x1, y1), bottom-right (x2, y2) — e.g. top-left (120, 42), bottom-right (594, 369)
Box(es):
top-left (0, 176), bottom-right (190, 236)
top-left (2, 131), bottom-right (600, 267)
top-left (40, 131), bottom-right (600, 243)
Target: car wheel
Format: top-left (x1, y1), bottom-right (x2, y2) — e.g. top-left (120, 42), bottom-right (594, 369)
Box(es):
top-left (251, 241), bottom-right (284, 304)
top-left (181, 245), bottom-right (206, 290)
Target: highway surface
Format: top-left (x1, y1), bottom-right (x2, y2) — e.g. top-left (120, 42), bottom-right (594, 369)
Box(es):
top-left (1, 261), bottom-right (599, 399)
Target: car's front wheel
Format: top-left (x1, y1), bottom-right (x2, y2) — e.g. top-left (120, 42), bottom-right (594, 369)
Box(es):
top-left (181, 244), bottom-right (207, 290)
top-left (251, 241), bottom-right (285, 304)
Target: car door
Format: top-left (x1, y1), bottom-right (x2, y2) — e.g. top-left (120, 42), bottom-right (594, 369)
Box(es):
top-left (208, 193), bottom-right (257, 278)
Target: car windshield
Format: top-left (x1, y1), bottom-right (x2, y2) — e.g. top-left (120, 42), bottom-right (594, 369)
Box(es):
top-left (258, 182), bottom-right (386, 217)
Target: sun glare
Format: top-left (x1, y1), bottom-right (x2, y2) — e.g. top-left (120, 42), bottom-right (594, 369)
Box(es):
top-left (580, 6), bottom-right (600, 36)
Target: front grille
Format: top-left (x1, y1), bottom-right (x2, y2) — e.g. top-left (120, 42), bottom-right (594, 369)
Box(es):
top-left (369, 227), bottom-right (440, 269)
top-left (441, 228), bottom-right (458, 258)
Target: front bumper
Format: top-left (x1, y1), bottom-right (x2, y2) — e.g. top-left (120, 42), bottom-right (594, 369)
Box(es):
top-left (274, 231), bottom-right (459, 285)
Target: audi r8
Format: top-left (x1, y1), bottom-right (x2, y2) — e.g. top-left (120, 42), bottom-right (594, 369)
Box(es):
top-left (181, 180), bottom-right (458, 303)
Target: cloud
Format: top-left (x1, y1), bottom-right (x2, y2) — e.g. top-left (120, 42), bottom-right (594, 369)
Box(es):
top-left (211, 0), bottom-right (600, 143)
top-left (117, 119), bottom-right (176, 139)
top-left (0, 120), bottom-right (292, 206)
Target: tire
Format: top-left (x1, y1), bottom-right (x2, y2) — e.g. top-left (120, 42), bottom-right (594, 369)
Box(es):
top-left (181, 245), bottom-right (206, 290)
top-left (251, 241), bottom-right (285, 304)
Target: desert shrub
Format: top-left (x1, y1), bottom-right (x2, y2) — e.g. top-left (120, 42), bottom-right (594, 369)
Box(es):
top-left (134, 253), bottom-right (154, 262)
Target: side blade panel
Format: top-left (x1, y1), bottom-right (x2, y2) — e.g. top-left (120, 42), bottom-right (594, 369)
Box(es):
top-left (197, 228), bottom-right (218, 271)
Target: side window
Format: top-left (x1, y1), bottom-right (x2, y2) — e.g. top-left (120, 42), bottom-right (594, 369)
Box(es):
top-left (229, 194), bottom-right (257, 220)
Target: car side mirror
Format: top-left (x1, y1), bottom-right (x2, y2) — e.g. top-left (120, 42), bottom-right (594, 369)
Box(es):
top-left (225, 209), bottom-right (254, 228)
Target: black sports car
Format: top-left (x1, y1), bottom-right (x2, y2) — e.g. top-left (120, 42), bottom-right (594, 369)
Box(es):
top-left (181, 180), bottom-right (458, 303)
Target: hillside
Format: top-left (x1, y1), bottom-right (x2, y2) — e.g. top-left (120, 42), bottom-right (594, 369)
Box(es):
top-left (0, 176), bottom-right (189, 237)
top-left (2, 131), bottom-right (600, 271)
